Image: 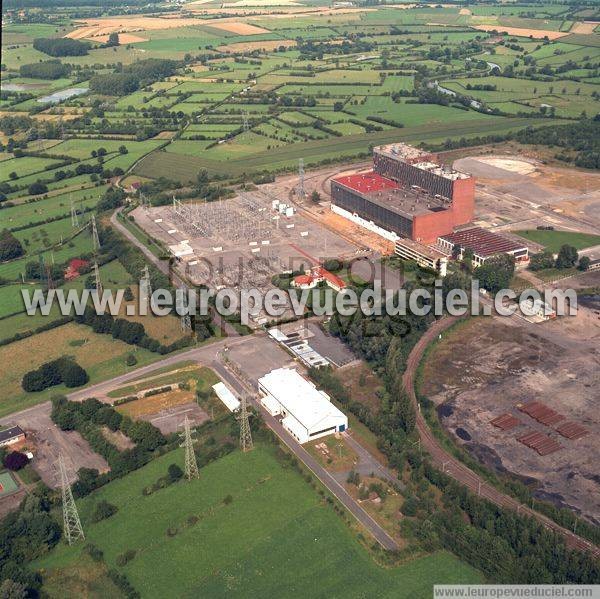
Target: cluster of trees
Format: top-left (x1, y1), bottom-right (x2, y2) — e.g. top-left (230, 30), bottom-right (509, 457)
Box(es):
top-left (473, 254), bottom-right (515, 293)
top-left (90, 58), bottom-right (177, 96)
top-left (51, 396), bottom-right (167, 494)
top-left (424, 462), bottom-right (600, 584)
top-left (3, 450), bottom-right (29, 471)
top-left (97, 186), bottom-right (126, 211)
top-left (530, 244), bottom-right (585, 272)
top-left (0, 491), bottom-right (61, 594)
top-left (21, 356), bottom-right (89, 392)
top-left (514, 118), bottom-right (600, 170)
top-left (33, 37), bottom-right (89, 57)
top-left (19, 60), bottom-right (70, 80)
top-left (0, 228), bottom-right (24, 261)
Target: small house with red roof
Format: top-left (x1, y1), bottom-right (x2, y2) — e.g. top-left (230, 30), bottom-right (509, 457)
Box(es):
top-left (291, 267), bottom-right (347, 292)
top-left (64, 258), bottom-right (89, 280)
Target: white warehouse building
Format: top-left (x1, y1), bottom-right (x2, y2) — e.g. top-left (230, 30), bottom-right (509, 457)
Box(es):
top-left (257, 368), bottom-right (348, 444)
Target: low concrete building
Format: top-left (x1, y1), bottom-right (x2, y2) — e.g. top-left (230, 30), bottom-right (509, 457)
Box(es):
top-left (212, 382), bottom-right (240, 412)
top-left (258, 368), bottom-right (348, 444)
top-left (438, 227), bottom-right (529, 267)
top-left (394, 238), bottom-right (448, 276)
top-left (519, 297), bottom-right (556, 321)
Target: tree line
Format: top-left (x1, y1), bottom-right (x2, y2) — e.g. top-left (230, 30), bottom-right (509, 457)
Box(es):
top-left (89, 58), bottom-right (178, 96)
top-left (33, 37), bottom-right (89, 57)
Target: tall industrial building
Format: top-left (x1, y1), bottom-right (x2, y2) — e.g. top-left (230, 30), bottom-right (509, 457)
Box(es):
top-left (330, 143), bottom-right (475, 243)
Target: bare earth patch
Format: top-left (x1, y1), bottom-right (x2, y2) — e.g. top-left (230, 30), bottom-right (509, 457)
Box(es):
top-left (421, 314), bottom-right (600, 524)
top-left (570, 21), bottom-right (598, 35)
top-left (91, 33), bottom-right (149, 44)
top-left (204, 21), bottom-right (271, 35)
top-left (472, 24), bottom-right (567, 40)
top-left (218, 39), bottom-right (296, 52)
top-left (472, 156), bottom-right (537, 175)
top-left (65, 16), bottom-right (205, 39)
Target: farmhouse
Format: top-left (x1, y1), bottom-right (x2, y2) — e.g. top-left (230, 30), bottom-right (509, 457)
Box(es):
top-left (258, 368), bottom-right (348, 444)
top-left (0, 425), bottom-right (25, 448)
top-left (292, 266), bottom-right (347, 292)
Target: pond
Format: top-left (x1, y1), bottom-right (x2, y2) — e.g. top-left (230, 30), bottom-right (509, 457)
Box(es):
top-left (37, 87), bottom-right (88, 104)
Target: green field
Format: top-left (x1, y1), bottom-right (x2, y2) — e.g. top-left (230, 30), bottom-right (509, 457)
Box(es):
top-left (515, 229), bottom-right (600, 252)
top-left (136, 117), bottom-right (565, 181)
top-left (0, 322), bottom-right (160, 418)
top-left (34, 447), bottom-right (483, 598)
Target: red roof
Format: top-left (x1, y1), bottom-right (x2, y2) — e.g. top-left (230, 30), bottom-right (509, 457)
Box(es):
top-left (333, 171), bottom-right (398, 195)
top-left (64, 258), bottom-right (89, 280)
top-left (69, 258), bottom-right (89, 271)
top-left (440, 228), bottom-right (527, 257)
top-left (313, 267), bottom-right (346, 290)
top-left (293, 274), bottom-right (314, 286)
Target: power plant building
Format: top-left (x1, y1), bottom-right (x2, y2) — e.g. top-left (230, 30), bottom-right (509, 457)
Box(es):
top-left (331, 143), bottom-right (475, 243)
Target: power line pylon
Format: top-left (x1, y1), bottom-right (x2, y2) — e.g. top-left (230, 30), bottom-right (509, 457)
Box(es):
top-left (140, 191), bottom-right (149, 211)
top-left (180, 415), bottom-right (199, 480)
top-left (296, 158), bottom-right (306, 200)
top-left (140, 265), bottom-right (152, 313)
top-left (45, 259), bottom-right (55, 290)
top-left (238, 395), bottom-right (253, 453)
top-left (70, 195), bottom-right (79, 227)
top-left (93, 261), bottom-right (102, 296)
top-left (90, 214), bottom-right (100, 251)
top-left (177, 285), bottom-right (192, 333)
top-left (242, 110), bottom-right (249, 132)
top-left (57, 454), bottom-right (85, 545)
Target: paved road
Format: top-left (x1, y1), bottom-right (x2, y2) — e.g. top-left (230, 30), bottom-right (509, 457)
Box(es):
top-left (213, 356), bottom-right (399, 551)
top-left (0, 336), bottom-right (248, 427)
top-left (2, 330), bottom-right (399, 551)
top-left (110, 208), bottom-right (238, 338)
top-left (403, 317), bottom-right (600, 557)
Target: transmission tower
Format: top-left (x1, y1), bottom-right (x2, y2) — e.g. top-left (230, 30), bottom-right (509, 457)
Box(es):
top-left (177, 285), bottom-right (192, 333)
top-left (242, 110), bottom-right (249, 132)
top-left (140, 191), bottom-right (149, 211)
top-left (93, 261), bottom-right (102, 296)
top-left (70, 195), bottom-right (79, 227)
top-left (180, 415), bottom-right (199, 480)
top-left (90, 214), bottom-right (100, 251)
top-left (238, 395), bottom-right (253, 453)
top-left (57, 454), bottom-right (85, 545)
top-left (296, 158), bottom-right (306, 200)
top-left (140, 265), bottom-right (152, 312)
top-left (45, 260), bottom-right (55, 290)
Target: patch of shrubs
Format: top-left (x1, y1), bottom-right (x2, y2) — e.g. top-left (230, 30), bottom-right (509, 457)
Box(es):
top-left (3, 451), bottom-right (29, 471)
top-left (107, 569), bottom-right (140, 599)
top-left (21, 357), bottom-right (88, 392)
top-left (91, 499), bottom-right (118, 523)
top-left (115, 549), bottom-right (137, 567)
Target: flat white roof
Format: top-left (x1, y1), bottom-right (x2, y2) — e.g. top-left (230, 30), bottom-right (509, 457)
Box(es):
top-left (258, 368), bottom-right (346, 431)
top-left (267, 328), bottom-right (289, 342)
top-left (168, 242), bottom-right (194, 257)
top-left (212, 382), bottom-right (240, 412)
